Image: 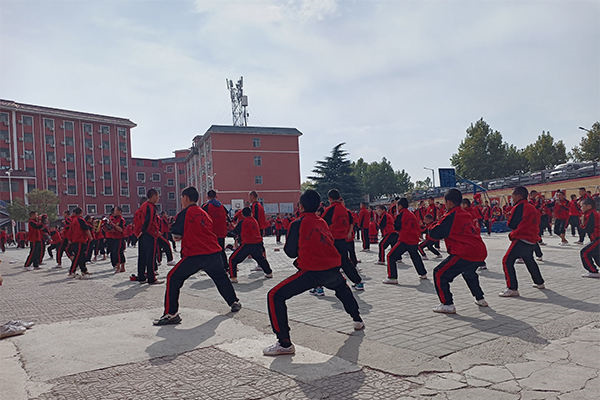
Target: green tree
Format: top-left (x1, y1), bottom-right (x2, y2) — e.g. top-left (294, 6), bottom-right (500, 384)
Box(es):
top-left (451, 118), bottom-right (526, 180)
top-left (351, 158), bottom-right (413, 200)
top-left (413, 177), bottom-right (432, 190)
top-left (571, 122), bottom-right (600, 162)
top-left (6, 198), bottom-right (29, 222)
top-left (26, 189), bottom-right (59, 222)
top-left (310, 143), bottom-right (362, 208)
top-left (522, 131), bottom-right (567, 171)
top-left (300, 180), bottom-right (314, 191)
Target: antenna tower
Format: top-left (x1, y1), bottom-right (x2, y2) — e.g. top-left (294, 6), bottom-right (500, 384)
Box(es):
top-left (226, 76), bottom-right (249, 126)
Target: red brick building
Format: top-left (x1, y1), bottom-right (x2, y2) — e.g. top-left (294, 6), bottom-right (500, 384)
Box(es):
top-left (0, 99), bottom-right (136, 219)
top-left (186, 125), bottom-right (302, 214)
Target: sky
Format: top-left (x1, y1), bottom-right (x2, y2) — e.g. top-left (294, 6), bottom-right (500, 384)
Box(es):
top-left (1, 0), bottom-right (598, 183)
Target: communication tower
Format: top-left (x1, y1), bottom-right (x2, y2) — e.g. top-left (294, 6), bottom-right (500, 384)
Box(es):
top-left (226, 76), bottom-right (249, 126)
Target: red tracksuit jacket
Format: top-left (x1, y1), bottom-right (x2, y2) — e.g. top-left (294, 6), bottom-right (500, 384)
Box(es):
top-left (322, 201), bottom-right (353, 240)
top-left (233, 216), bottom-right (263, 245)
top-left (394, 208), bottom-right (421, 245)
top-left (171, 204), bottom-right (222, 257)
top-left (508, 199), bottom-right (541, 244)
top-left (202, 199), bottom-right (229, 238)
top-left (581, 209), bottom-right (600, 241)
top-left (430, 206), bottom-right (487, 262)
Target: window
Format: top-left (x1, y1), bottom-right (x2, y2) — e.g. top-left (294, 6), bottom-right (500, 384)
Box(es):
top-left (67, 169), bottom-right (75, 178)
top-left (22, 116), bottom-right (33, 126)
top-left (86, 170), bottom-right (94, 180)
top-left (155, 204), bottom-right (162, 213)
top-left (120, 187), bottom-right (129, 196)
top-left (0, 181), bottom-right (19, 192)
top-left (47, 168), bottom-right (56, 178)
top-left (65, 137), bottom-right (74, 146)
top-left (0, 148), bottom-right (9, 159)
top-left (168, 192), bottom-right (175, 200)
top-left (167, 179), bottom-right (174, 186)
top-left (67, 204), bottom-right (78, 212)
top-left (121, 204), bottom-right (130, 214)
top-left (24, 133), bottom-right (33, 143)
top-left (67, 186), bottom-right (76, 195)
top-left (64, 121), bottom-right (74, 131)
top-left (66, 153), bottom-right (75, 163)
top-left (0, 113), bottom-right (8, 124)
top-left (48, 185), bottom-right (56, 194)
top-left (155, 187), bottom-right (161, 195)
top-left (104, 171), bottom-right (112, 180)
top-left (168, 209), bottom-right (176, 216)
top-left (86, 186), bottom-right (95, 196)
top-left (151, 161), bottom-right (159, 168)
top-left (83, 123), bottom-right (92, 134)
top-left (121, 172), bottom-right (128, 182)
top-left (102, 140), bottom-right (109, 150)
top-left (101, 125), bottom-right (110, 135)
top-left (117, 127), bottom-right (127, 137)
top-left (0, 129), bottom-right (8, 141)
top-left (103, 156), bottom-right (110, 164)
top-left (166, 166), bottom-right (173, 173)
top-left (120, 157), bottom-right (127, 166)
top-left (46, 152), bottom-right (56, 163)
top-left (26, 184), bottom-right (36, 193)
top-left (104, 186), bottom-right (113, 195)
top-left (152, 173), bottom-right (160, 182)
top-left (254, 156), bottom-right (262, 166)
top-left (87, 204), bottom-right (97, 214)
top-left (136, 160), bottom-right (144, 167)
top-left (45, 135), bottom-right (55, 146)
top-left (179, 183), bottom-right (186, 189)
top-left (136, 172), bottom-right (145, 182)
top-left (25, 167), bottom-right (35, 176)
top-left (137, 186), bottom-right (146, 196)
top-left (255, 175), bottom-right (263, 184)
top-left (119, 142), bottom-right (127, 152)
top-left (178, 169), bottom-right (185, 175)
top-left (85, 138), bottom-right (93, 149)
top-left (86, 155), bottom-right (94, 164)
top-left (104, 204), bottom-right (114, 214)
top-left (252, 138), bottom-right (261, 148)
top-left (24, 150), bottom-right (34, 160)
top-left (44, 119), bottom-right (54, 130)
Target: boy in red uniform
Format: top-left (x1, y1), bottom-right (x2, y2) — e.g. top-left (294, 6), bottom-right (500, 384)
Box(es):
top-left (499, 186), bottom-right (545, 297)
top-left (228, 207), bottom-right (272, 283)
top-left (0, 229), bottom-right (6, 253)
top-left (47, 227), bottom-right (62, 266)
top-left (553, 191), bottom-right (570, 245)
top-left (383, 198), bottom-right (427, 284)
top-left (418, 214), bottom-right (442, 259)
top-left (429, 189), bottom-right (488, 314)
top-left (376, 205), bottom-right (398, 265)
top-left (202, 190), bottom-right (230, 269)
top-left (106, 207), bottom-right (126, 273)
top-left (568, 194), bottom-right (582, 241)
top-left (357, 202), bottom-right (371, 251)
top-left (264, 190), bottom-right (364, 356)
top-left (156, 211), bottom-right (176, 267)
top-left (481, 201), bottom-right (492, 235)
top-left (24, 211), bottom-right (43, 270)
top-left (68, 208), bottom-right (93, 279)
top-left (154, 186), bottom-right (241, 325)
top-left (133, 189), bottom-right (163, 284)
top-left (249, 191), bottom-right (269, 235)
top-left (580, 198), bottom-right (600, 278)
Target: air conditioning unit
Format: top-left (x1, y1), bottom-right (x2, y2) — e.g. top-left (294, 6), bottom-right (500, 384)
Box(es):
top-left (89, 162), bottom-right (94, 166)
top-left (48, 127), bottom-right (54, 132)
top-left (87, 131), bottom-right (93, 136)
top-left (18, 137), bottom-right (24, 142)
top-left (98, 160), bottom-right (103, 165)
top-left (49, 144), bottom-right (55, 148)
top-left (86, 146), bottom-right (93, 150)
top-left (50, 161), bottom-right (56, 165)
top-left (59, 124), bottom-right (64, 129)
top-left (100, 176), bottom-right (105, 180)
top-left (123, 164), bottom-right (128, 169)
top-left (62, 174), bottom-right (68, 178)
top-left (98, 128), bottom-right (103, 133)
top-left (90, 178), bottom-right (95, 182)
top-left (19, 155), bottom-right (25, 159)
top-left (98, 144), bottom-right (103, 149)
top-left (61, 158), bottom-right (67, 162)
top-left (51, 177), bottom-right (56, 181)
top-left (61, 141), bottom-right (66, 145)
top-left (64, 191), bottom-right (68, 194)
top-left (4, 139), bottom-right (9, 144)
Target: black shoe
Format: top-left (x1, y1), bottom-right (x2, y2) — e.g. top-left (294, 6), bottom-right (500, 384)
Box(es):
top-left (230, 301), bottom-right (242, 312)
top-left (153, 314), bottom-right (182, 326)
top-left (148, 279), bottom-right (164, 285)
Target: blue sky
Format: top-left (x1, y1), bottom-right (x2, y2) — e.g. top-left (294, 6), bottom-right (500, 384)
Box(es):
top-left (1, 0), bottom-right (598, 183)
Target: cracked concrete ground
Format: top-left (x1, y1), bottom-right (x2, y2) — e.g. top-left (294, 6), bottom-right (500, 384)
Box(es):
top-left (0, 233), bottom-right (598, 399)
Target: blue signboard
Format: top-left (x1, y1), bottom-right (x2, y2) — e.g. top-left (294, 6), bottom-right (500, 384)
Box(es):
top-left (439, 168), bottom-right (456, 188)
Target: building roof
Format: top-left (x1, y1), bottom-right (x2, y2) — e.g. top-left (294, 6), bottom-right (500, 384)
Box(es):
top-left (206, 125), bottom-right (302, 136)
top-left (0, 99), bottom-right (137, 128)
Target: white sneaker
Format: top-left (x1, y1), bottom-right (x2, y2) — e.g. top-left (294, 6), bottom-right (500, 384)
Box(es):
top-left (433, 304), bottom-right (456, 314)
top-left (475, 299), bottom-right (489, 307)
top-left (263, 342), bottom-right (296, 356)
top-left (230, 277), bottom-right (238, 283)
top-left (478, 266), bottom-right (488, 271)
top-left (532, 283), bottom-right (545, 289)
top-left (375, 261), bottom-right (385, 265)
top-left (252, 266), bottom-right (263, 272)
top-left (382, 278), bottom-right (398, 284)
top-left (353, 321), bottom-right (365, 330)
top-left (539, 241), bottom-right (546, 246)
top-left (516, 258), bottom-right (525, 264)
top-left (421, 255), bottom-right (429, 260)
top-left (581, 272), bottom-right (600, 279)
top-left (536, 257), bottom-right (543, 262)
top-left (559, 242), bottom-right (569, 246)
top-left (499, 288), bottom-right (520, 297)
top-left (575, 241), bottom-right (584, 246)
top-left (264, 273), bottom-right (273, 279)
top-left (68, 273), bottom-right (78, 278)
top-left (167, 260), bottom-right (177, 266)
top-left (435, 254), bottom-right (443, 259)
top-left (419, 274), bottom-right (428, 280)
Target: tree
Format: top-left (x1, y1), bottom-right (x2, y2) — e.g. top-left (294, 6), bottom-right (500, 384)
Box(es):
top-left (413, 177), bottom-right (432, 190)
top-left (6, 198), bottom-right (29, 222)
top-left (450, 118), bottom-right (526, 180)
top-left (300, 180), bottom-right (314, 191)
top-left (26, 189), bottom-right (59, 222)
top-left (310, 143), bottom-right (362, 208)
top-left (571, 122), bottom-right (600, 162)
top-left (352, 158), bottom-right (413, 200)
top-left (522, 131), bottom-right (567, 171)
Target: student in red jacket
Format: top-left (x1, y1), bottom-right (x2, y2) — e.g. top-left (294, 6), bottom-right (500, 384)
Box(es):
top-left (553, 191), bottom-right (570, 245)
top-left (481, 201), bottom-right (492, 235)
top-left (68, 207), bottom-right (93, 278)
top-left (106, 207), bottom-right (126, 273)
top-left (429, 189), bottom-right (488, 314)
top-left (499, 186), bottom-right (545, 297)
top-left (264, 190), bottom-right (364, 356)
top-left (274, 214), bottom-right (284, 244)
top-left (376, 205), bottom-right (398, 265)
top-left (154, 186), bottom-right (241, 325)
top-left (418, 214), bottom-right (442, 259)
top-left (0, 229), bottom-right (6, 253)
top-left (228, 207), bottom-right (272, 282)
top-left (249, 191), bottom-right (268, 235)
top-left (322, 189), bottom-right (364, 290)
top-left (47, 227), bottom-right (62, 265)
top-left (568, 194), bottom-right (583, 240)
top-left (202, 190), bottom-right (230, 269)
top-left (24, 211), bottom-right (43, 270)
top-left (357, 202), bottom-right (371, 251)
top-left (156, 211), bottom-right (176, 267)
top-left (579, 198), bottom-right (600, 278)
top-left (133, 189), bottom-right (163, 284)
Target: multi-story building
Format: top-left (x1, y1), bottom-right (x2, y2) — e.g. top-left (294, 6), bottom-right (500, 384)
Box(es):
top-left (186, 125), bottom-right (302, 214)
top-left (0, 99), bottom-right (136, 218)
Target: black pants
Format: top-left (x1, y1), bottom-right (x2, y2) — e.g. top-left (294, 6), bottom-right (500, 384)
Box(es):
top-left (539, 215), bottom-right (552, 236)
top-left (418, 239), bottom-right (441, 257)
top-left (68, 242), bottom-right (88, 274)
top-left (534, 242), bottom-right (543, 258)
top-left (387, 241), bottom-right (426, 278)
top-left (568, 216), bottom-right (581, 237)
top-left (95, 238), bottom-right (106, 256)
top-left (110, 238), bottom-right (125, 267)
top-left (24, 241), bottom-right (42, 268)
top-left (361, 228), bottom-right (370, 250)
top-left (157, 235), bottom-right (173, 263)
top-left (164, 252), bottom-right (238, 315)
top-left (581, 239), bottom-right (599, 273)
top-left (0, 240), bottom-right (5, 252)
top-left (47, 243), bottom-right (58, 258)
top-left (267, 268), bottom-right (362, 343)
top-left (57, 238), bottom-right (70, 264)
top-left (228, 243), bottom-right (272, 278)
top-left (138, 233), bottom-right (157, 282)
top-left (38, 242), bottom-right (46, 265)
top-left (130, 235), bottom-right (138, 247)
top-left (379, 232), bottom-right (398, 262)
top-left (276, 229), bottom-right (283, 243)
top-left (554, 219), bottom-right (566, 236)
top-left (347, 239), bottom-right (358, 265)
top-left (483, 220), bottom-right (491, 235)
top-left (502, 240), bottom-right (544, 290)
top-left (333, 239), bottom-right (362, 284)
top-left (217, 237), bottom-right (228, 271)
top-left (433, 255), bottom-right (484, 305)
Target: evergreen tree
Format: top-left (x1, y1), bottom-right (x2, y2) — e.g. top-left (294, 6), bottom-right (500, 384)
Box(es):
top-left (571, 122), bottom-right (600, 162)
top-left (522, 131), bottom-right (567, 171)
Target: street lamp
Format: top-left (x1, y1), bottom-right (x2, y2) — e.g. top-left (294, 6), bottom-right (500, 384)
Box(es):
top-left (423, 167), bottom-right (435, 188)
top-left (5, 168), bottom-right (16, 242)
top-left (578, 126), bottom-right (591, 133)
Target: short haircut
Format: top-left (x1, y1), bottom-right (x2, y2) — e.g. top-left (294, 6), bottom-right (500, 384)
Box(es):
top-left (63, 210), bottom-right (70, 215)
top-left (579, 187), bottom-right (586, 191)
top-left (377, 205), bottom-right (387, 211)
top-left (147, 188), bottom-right (158, 199)
top-left (570, 194), bottom-right (577, 199)
top-left (73, 207), bottom-right (83, 215)
top-left (462, 199), bottom-right (471, 207)
top-left (444, 189), bottom-right (462, 206)
top-left (394, 196), bottom-right (400, 201)
top-left (182, 186), bottom-right (199, 202)
top-left (428, 197), bottom-right (434, 201)
top-left (242, 206), bottom-right (251, 217)
top-left (249, 190), bottom-right (258, 198)
top-left (115, 206), bottom-right (122, 212)
top-left (207, 190), bottom-right (217, 198)
top-left (513, 186), bottom-right (528, 199)
top-left (424, 214), bottom-right (433, 220)
top-left (582, 198), bottom-right (595, 207)
top-left (530, 190), bottom-right (537, 195)
top-left (328, 189), bottom-right (341, 200)
top-left (29, 211), bottom-right (37, 217)
top-left (398, 198), bottom-right (409, 209)
top-left (361, 201), bottom-right (368, 206)
top-left (299, 189), bottom-right (321, 213)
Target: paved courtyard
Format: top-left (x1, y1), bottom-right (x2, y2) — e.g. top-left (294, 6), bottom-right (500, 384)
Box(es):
top-left (1, 233), bottom-right (598, 399)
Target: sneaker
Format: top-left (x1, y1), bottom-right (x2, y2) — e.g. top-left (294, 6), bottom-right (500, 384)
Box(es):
top-left (148, 279), bottom-right (164, 285)
top-left (230, 277), bottom-right (238, 283)
top-left (309, 288), bottom-right (317, 294)
top-left (433, 304), bottom-right (456, 314)
top-left (353, 321), bottom-right (365, 330)
top-left (0, 324), bottom-right (26, 339)
top-left (382, 278), bottom-right (398, 284)
top-left (252, 266), bottom-right (263, 272)
top-left (581, 272), bottom-right (600, 279)
top-left (474, 299), bottom-right (489, 307)
top-left (396, 259), bottom-right (404, 264)
top-left (264, 273), bottom-right (273, 279)
top-left (516, 258), bottom-right (524, 264)
top-left (230, 301), bottom-right (242, 312)
top-left (421, 255), bottom-right (429, 260)
top-left (356, 260), bottom-right (362, 263)
top-left (353, 282), bottom-right (364, 291)
top-left (536, 256), bottom-right (543, 262)
top-left (499, 288), bottom-right (520, 297)
top-left (54, 264), bottom-right (62, 268)
top-left (539, 241), bottom-right (546, 246)
top-left (6, 320), bottom-right (35, 329)
top-left (532, 283), bottom-right (545, 289)
top-left (376, 261), bottom-right (386, 265)
top-left (263, 342), bottom-right (296, 356)
top-left (78, 273), bottom-right (91, 280)
top-left (419, 274), bottom-right (428, 280)
top-left (33, 266), bottom-right (41, 270)
top-left (435, 254), bottom-right (443, 259)
top-left (314, 287), bottom-right (325, 296)
top-left (575, 241), bottom-right (584, 245)
top-left (68, 273), bottom-right (78, 278)
top-left (478, 266), bottom-right (488, 271)
top-left (167, 260), bottom-right (177, 266)
top-left (153, 314), bottom-right (182, 326)
top-left (559, 241), bottom-right (569, 246)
